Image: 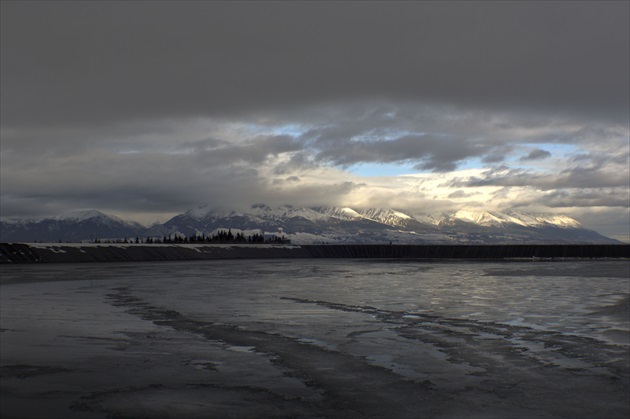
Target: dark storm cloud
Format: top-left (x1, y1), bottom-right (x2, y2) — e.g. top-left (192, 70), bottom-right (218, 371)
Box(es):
top-left (481, 153), bottom-right (509, 164)
top-left (520, 149), bottom-right (551, 161)
top-left (292, 104), bottom-right (552, 172)
top-left (457, 163), bottom-right (630, 191)
top-left (1, 147), bottom-right (269, 216)
top-left (311, 134), bottom-right (496, 172)
top-left (2, 1), bottom-right (628, 129)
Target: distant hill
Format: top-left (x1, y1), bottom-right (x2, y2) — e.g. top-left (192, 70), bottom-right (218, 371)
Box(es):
top-left (0, 210), bottom-right (146, 243)
top-left (2, 205), bottom-right (618, 244)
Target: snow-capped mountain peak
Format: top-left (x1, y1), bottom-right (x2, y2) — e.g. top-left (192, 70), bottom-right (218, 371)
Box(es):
top-left (314, 206), bottom-right (364, 220)
top-left (0, 204), bottom-right (613, 244)
top-left (166, 204), bottom-right (588, 232)
top-left (0, 209), bottom-right (146, 242)
top-left (535, 214), bottom-right (582, 228)
top-left (439, 209), bottom-right (583, 229)
top-left (504, 210), bottom-right (583, 228)
top-left (186, 205), bottom-right (213, 220)
top-left (448, 210), bottom-right (512, 227)
top-left (53, 209), bottom-right (118, 223)
top-left (358, 208), bottom-right (412, 226)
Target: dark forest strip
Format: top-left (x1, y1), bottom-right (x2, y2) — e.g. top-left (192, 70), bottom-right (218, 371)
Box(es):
top-left (1, 243), bottom-right (629, 263)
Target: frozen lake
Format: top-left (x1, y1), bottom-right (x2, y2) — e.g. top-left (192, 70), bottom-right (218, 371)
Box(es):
top-left (1, 259), bottom-right (629, 418)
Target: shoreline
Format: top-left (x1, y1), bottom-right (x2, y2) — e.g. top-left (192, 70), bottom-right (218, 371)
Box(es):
top-left (1, 242), bottom-right (628, 264)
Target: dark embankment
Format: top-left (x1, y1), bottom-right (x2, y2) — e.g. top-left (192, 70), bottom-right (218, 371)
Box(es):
top-left (1, 243), bottom-right (628, 264)
top-left (0, 244), bottom-right (310, 264)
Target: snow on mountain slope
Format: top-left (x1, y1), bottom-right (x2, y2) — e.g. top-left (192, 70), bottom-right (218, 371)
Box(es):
top-left (313, 206), bottom-right (364, 220)
top-left (443, 210), bottom-right (525, 227)
top-left (405, 212), bottom-right (442, 226)
top-left (0, 204), bottom-right (615, 244)
top-left (0, 210), bottom-right (145, 242)
top-left (152, 205), bottom-right (610, 244)
top-left (358, 208), bottom-right (412, 226)
top-left (185, 204), bottom-right (354, 223)
top-left (250, 204), bottom-right (336, 221)
top-left (0, 216), bottom-right (36, 225)
top-left (2, 210), bottom-right (111, 224)
top-left (501, 210), bottom-right (582, 228)
top-left (439, 209), bottom-right (584, 229)
top-left (452, 210), bottom-right (505, 226)
top-left (184, 205), bottom-right (238, 221)
top-left (52, 209), bottom-right (114, 222)
top-left (2, 209), bottom-right (142, 228)
top-left (67, 210), bottom-right (146, 229)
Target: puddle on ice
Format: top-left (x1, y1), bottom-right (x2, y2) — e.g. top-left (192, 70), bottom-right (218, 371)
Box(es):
top-left (225, 345), bottom-right (256, 353)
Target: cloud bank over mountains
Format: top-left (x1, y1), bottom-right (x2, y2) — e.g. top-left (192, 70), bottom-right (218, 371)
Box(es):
top-left (1, 2), bottom-right (628, 241)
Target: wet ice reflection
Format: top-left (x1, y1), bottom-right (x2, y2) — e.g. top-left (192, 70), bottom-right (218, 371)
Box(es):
top-left (125, 259), bottom-right (628, 345)
top-left (1, 259), bottom-right (628, 418)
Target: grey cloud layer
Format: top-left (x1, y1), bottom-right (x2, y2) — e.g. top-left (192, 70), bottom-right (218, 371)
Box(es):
top-left (520, 149), bottom-right (551, 161)
top-left (294, 106), bottom-right (629, 174)
top-left (3, 103), bottom-right (626, 215)
top-left (2, 1), bottom-right (628, 129)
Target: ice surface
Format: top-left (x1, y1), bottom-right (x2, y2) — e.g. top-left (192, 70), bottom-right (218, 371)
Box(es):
top-left (1, 260), bottom-right (628, 418)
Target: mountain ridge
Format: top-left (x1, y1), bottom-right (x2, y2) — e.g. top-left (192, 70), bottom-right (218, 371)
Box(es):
top-left (0, 204), bottom-right (619, 244)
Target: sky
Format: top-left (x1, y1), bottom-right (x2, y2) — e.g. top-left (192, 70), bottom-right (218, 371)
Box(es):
top-left (1, 1), bottom-right (629, 241)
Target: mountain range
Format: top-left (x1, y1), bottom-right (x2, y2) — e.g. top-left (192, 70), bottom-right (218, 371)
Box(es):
top-left (0, 205), bottom-right (620, 244)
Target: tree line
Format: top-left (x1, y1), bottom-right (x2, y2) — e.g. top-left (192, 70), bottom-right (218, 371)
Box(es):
top-left (92, 229), bottom-right (290, 245)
